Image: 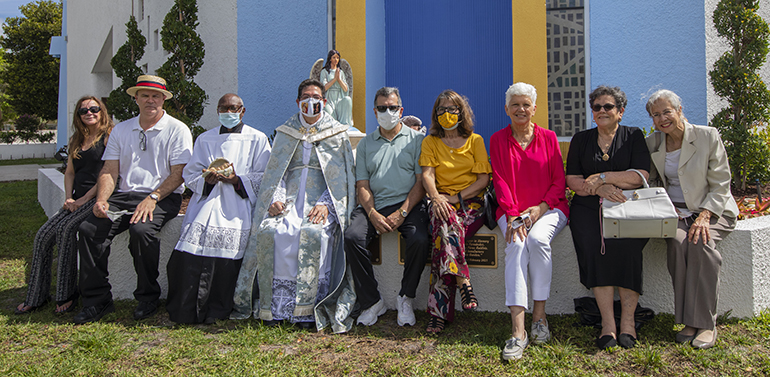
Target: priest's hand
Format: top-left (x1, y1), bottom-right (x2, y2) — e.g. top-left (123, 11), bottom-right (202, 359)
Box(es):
top-left (268, 201), bottom-right (285, 217)
top-left (308, 204), bottom-right (329, 224)
top-left (216, 163), bottom-right (239, 185)
top-left (203, 168), bottom-right (219, 185)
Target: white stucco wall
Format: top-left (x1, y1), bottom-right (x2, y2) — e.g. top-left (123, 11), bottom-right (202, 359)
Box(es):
top-left (65, 0), bottom-right (238, 138)
top-left (705, 0), bottom-right (770, 121)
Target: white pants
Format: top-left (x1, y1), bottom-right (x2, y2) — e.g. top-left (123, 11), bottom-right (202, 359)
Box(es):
top-left (497, 208), bottom-right (567, 308)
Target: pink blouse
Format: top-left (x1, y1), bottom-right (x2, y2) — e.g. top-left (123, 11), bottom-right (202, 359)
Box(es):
top-left (489, 123), bottom-right (569, 220)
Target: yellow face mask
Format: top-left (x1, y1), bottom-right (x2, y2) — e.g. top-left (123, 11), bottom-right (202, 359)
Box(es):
top-left (438, 112), bottom-right (459, 130)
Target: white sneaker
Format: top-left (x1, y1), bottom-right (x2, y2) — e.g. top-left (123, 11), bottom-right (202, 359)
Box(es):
top-left (531, 318), bottom-right (551, 344)
top-left (502, 332), bottom-right (529, 361)
top-left (356, 299), bottom-right (386, 326)
top-left (397, 295), bottom-right (416, 326)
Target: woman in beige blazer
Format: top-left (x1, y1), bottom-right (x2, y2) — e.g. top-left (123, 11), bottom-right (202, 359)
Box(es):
top-left (645, 89), bottom-right (739, 350)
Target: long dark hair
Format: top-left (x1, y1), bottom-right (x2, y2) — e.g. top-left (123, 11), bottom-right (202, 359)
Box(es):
top-left (69, 96), bottom-right (114, 159)
top-left (323, 49), bottom-right (340, 72)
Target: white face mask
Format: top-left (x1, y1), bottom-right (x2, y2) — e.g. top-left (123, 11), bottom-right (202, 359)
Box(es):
top-left (299, 97), bottom-right (324, 117)
top-left (377, 108), bottom-right (400, 130)
top-left (218, 112), bottom-right (241, 129)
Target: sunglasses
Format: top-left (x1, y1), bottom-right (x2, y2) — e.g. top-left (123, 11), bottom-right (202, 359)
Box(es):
top-left (77, 106), bottom-right (101, 115)
top-left (376, 105), bottom-right (401, 112)
top-left (591, 103), bottom-right (616, 112)
top-left (139, 130), bottom-right (147, 151)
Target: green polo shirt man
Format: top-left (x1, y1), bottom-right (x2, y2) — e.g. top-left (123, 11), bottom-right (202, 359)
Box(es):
top-left (344, 87), bottom-right (430, 328)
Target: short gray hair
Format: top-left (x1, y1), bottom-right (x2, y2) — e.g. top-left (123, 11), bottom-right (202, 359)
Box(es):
top-left (646, 89), bottom-right (682, 116)
top-left (505, 82), bottom-right (537, 106)
top-left (373, 87), bottom-right (402, 107)
top-left (589, 85), bottom-right (627, 110)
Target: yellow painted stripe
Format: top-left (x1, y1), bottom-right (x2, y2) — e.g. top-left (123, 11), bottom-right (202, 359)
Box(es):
top-left (512, 0), bottom-right (548, 128)
top-left (335, 0), bottom-right (366, 132)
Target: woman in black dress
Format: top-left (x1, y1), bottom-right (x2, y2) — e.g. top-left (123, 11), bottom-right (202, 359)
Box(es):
top-left (15, 96), bottom-right (113, 315)
top-left (565, 86), bottom-right (650, 350)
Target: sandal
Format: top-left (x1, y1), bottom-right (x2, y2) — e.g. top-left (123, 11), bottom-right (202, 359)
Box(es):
top-left (54, 292), bottom-right (79, 315)
top-left (426, 316), bottom-right (446, 334)
top-left (459, 283), bottom-right (478, 310)
top-left (15, 303), bottom-right (36, 315)
top-left (15, 302), bottom-right (44, 315)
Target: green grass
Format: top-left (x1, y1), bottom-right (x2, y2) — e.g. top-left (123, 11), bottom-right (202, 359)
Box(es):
top-left (0, 157), bottom-right (58, 166)
top-left (2, 180), bottom-right (770, 376)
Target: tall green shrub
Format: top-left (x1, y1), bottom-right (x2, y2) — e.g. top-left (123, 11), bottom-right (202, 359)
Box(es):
top-left (106, 16), bottom-right (146, 122)
top-left (709, 0), bottom-right (770, 190)
top-left (0, 1), bottom-right (61, 121)
top-left (157, 0), bottom-right (207, 139)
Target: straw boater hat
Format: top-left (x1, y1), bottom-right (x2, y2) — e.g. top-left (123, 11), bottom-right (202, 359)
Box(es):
top-left (126, 75), bottom-right (173, 99)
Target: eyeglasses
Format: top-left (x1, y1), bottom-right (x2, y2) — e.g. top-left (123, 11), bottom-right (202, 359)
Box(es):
top-left (436, 106), bottom-right (460, 115)
top-left (375, 105), bottom-right (401, 112)
top-left (651, 109), bottom-right (675, 118)
top-left (77, 106), bottom-right (101, 115)
top-left (139, 130), bottom-right (147, 151)
top-left (299, 95), bottom-right (323, 101)
top-left (217, 105), bottom-right (243, 113)
top-left (591, 103), bottom-right (616, 112)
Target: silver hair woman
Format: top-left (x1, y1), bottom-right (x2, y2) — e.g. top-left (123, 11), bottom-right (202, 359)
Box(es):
top-left (645, 89), bottom-right (738, 349)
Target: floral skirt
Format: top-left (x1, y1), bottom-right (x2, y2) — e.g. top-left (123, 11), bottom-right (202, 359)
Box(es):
top-left (427, 196), bottom-right (484, 321)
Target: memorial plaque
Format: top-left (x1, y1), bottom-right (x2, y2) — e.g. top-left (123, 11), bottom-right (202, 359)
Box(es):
top-left (463, 233), bottom-right (497, 268)
top-left (398, 232), bottom-right (497, 268)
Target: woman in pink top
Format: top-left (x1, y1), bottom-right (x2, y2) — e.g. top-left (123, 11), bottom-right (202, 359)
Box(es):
top-left (490, 83), bottom-right (569, 361)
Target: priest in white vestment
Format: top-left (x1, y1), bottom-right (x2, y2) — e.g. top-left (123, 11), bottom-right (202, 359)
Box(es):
top-left (232, 79), bottom-right (357, 333)
top-left (166, 94), bottom-right (271, 324)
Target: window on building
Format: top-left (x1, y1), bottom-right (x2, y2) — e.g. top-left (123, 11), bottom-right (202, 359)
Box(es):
top-left (546, 0), bottom-right (586, 137)
top-left (139, 0), bottom-right (144, 20)
top-left (154, 29), bottom-right (159, 51)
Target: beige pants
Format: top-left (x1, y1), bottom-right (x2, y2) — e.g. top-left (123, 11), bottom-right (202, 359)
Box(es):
top-left (666, 210), bottom-right (736, 330)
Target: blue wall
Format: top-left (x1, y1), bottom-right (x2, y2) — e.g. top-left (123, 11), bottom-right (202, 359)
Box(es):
top-left (383, 1), bottom-right (513, 145)
top-left (590, 1), bottom-right (707, 131)
top-left (237, 0), bottom-right (328, 136)
top-left (365, 0), bottom-right (386, 133)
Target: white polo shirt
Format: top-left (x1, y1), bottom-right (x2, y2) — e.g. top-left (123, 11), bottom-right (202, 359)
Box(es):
top-left (103, 111), bottom-right (193, 194)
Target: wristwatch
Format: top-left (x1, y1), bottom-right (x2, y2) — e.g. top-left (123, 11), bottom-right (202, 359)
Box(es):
top-left (399, 209), bottom-right (408, 218)
top-left (149, 193), bottom-right (160, 202)
top-left (600, 173), bottom-right (606, 183)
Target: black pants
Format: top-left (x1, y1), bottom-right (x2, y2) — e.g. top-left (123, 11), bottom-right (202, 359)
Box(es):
top-left (344, 200), bottom-right (430, 311)
top-left (78, 191), bottom-right (181, 307)
top-left (166, 250), bottom-right (243, 324)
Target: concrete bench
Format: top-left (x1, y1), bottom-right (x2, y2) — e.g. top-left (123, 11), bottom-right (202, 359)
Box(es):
top-left (38, 168), bottom-right (770, 318)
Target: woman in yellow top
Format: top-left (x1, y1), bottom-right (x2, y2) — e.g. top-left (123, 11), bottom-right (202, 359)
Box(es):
top-left (420, 89), bottom-right (492, 333)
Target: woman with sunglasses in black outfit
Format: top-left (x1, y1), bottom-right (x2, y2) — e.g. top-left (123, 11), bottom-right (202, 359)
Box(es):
top-left (565, 86), bottom-right (651, 350)
top-left (16, 96), bottom-right (113, 315)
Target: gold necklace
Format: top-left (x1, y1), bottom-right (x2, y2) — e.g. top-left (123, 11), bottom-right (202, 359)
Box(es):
top-left (598, 134), bottom-right (613, 161)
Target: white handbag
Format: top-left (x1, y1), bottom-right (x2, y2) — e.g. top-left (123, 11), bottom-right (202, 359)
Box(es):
top-left (601, 169), bottom-right (678, 239)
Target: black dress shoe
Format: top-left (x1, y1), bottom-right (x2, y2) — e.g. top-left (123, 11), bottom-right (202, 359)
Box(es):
top-left (133, 300), bottom-right (160, 320)
top-left (295, 321), bottom-right (315, 330)
top-left (596, 335), bottom-right (617, 350)
top-left (618, 333), bottom-right (638, 349)
top-left (74, 301), bottom-right (115, 324)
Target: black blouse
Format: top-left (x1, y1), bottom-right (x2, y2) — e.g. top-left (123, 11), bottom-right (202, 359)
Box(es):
top-left (71, 135), bottom-right (106, 200)
top-left (566, 125), bottom-right (650, 206)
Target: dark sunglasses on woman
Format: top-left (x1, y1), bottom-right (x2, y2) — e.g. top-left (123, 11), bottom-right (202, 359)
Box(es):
top-left (77, 106), bottom-right (101, 115)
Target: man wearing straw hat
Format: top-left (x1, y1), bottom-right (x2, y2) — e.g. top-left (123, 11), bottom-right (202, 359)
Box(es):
top-left (74, 75), bottom-right (193, 324)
